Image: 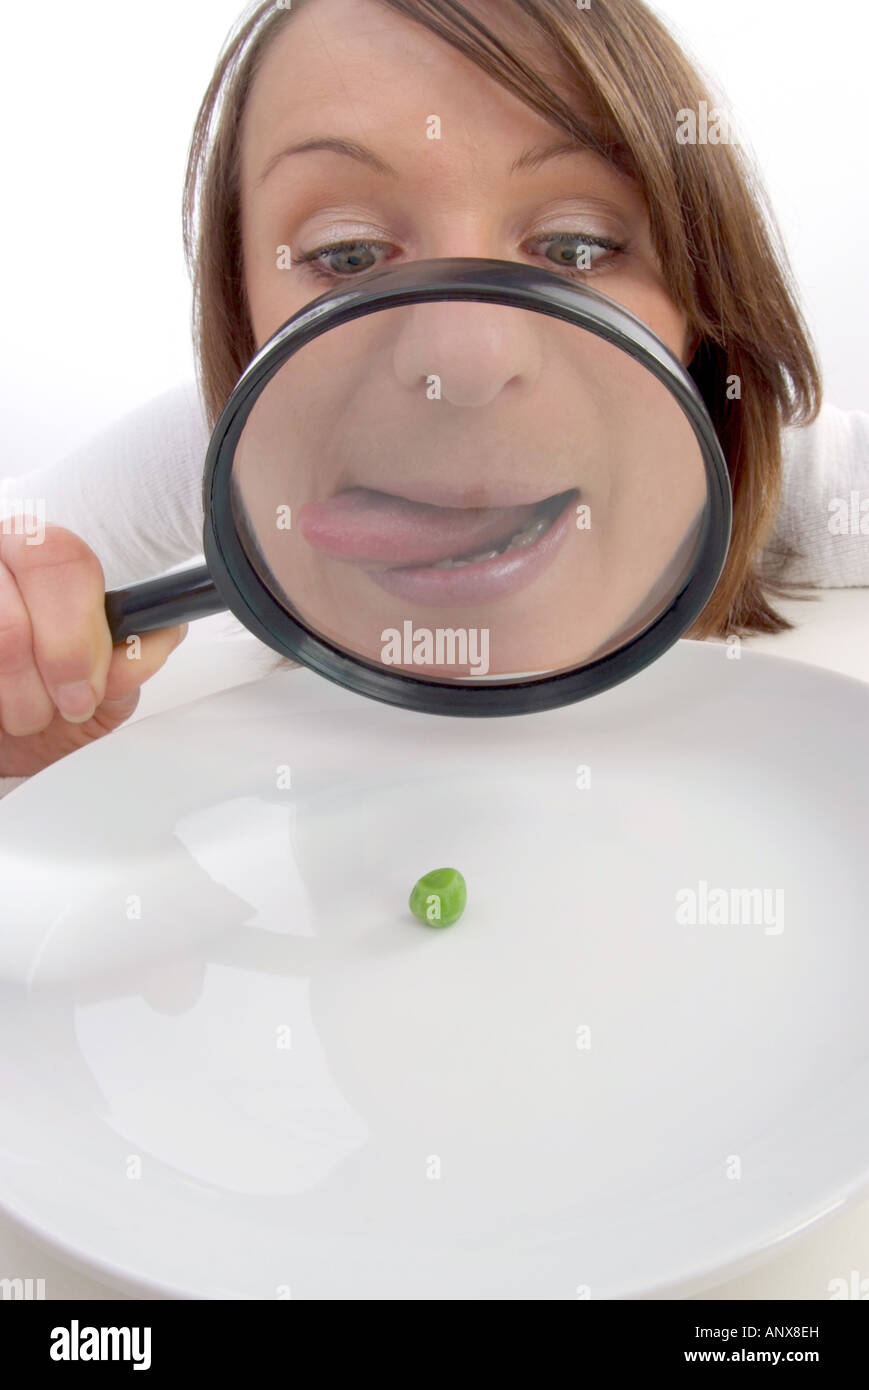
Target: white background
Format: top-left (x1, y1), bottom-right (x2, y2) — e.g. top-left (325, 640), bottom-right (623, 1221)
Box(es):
top-left (1, 0), bottom-right (867, 463)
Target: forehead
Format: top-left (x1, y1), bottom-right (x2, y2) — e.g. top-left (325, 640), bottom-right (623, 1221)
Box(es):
top-left (240, 0), bottom-right (586, 180)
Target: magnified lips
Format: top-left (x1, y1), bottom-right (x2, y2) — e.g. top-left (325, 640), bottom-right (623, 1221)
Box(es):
top-left (297, 486), bottom-right (577, 568)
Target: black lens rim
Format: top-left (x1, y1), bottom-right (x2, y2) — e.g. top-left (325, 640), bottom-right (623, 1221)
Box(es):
top-left (202, 258), bottom-right (732, 717)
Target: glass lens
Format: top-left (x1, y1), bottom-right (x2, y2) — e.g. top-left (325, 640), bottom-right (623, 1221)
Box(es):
top-left (229, 300), bottom-right (708, 683)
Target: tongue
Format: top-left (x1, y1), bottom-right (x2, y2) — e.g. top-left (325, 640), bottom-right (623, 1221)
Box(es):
top-left (296, 487), bottom-right (540, 567)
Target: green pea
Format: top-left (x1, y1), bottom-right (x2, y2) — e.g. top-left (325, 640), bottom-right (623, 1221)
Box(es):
top-left (409, 868), bottom-right (467, 928)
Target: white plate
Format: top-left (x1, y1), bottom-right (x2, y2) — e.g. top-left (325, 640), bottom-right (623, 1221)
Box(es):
top-left (0, 640), bottom-right (867, 1300)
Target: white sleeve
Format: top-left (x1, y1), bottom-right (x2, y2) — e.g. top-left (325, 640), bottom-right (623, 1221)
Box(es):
top-left (0, 380), bottom-right (209, 592)
top-left (761, 403), bottom-right (869, 588)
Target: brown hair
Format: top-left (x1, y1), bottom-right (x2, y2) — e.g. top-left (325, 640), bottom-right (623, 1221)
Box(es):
top-left (183, 0), bottom-right (822, 640)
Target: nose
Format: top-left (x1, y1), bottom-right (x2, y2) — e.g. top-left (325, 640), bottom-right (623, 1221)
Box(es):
top-left (392, 300), bottom-right (545, 407)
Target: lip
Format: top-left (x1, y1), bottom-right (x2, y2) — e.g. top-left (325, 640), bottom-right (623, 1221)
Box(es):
top-left (364, 490), bottom-right (578, 606)
top-left (335, 479), bottom-right (576, 510)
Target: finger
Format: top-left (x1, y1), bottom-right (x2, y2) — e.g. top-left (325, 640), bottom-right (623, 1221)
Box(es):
top-left (0, 554), bottom-right (57, 736)
top-left (1, 526), bottom-right (112, 724)
top-left (101, 624), bottom-right (190, 704)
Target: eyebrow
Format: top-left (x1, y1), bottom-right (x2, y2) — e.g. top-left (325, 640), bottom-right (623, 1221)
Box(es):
top-left (256, 134), bottom-right (617, 188)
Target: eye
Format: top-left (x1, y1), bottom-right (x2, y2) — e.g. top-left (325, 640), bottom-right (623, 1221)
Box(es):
top-left (296, 240), bottom-right (392, 281)
top-left (530, 233), bottom-right (626, 275)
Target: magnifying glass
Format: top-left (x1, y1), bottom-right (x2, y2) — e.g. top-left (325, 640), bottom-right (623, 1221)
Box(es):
top-left (104, 259), bottom-right (731, 717)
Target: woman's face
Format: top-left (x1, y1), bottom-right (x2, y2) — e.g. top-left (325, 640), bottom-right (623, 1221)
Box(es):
top-left (235, 0), bottom-right (707, 678)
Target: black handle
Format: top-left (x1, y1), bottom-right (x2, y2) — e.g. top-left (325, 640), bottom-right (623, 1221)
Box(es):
top-left (104, 563), bottom-right (226, 643)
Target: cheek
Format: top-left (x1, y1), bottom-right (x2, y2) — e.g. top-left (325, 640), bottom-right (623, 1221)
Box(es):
top-left (242, 208), bottom-right (310, 349)
top-left (616, 289), bottom-right (691, 362)
top-left (245, 257), bottom-right (302, 350)
top-left (637, 288), bottom-right (695, 363)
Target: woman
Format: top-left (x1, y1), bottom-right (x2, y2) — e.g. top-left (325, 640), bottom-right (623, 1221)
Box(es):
top-left (0, 0), bottom-right (865, 780)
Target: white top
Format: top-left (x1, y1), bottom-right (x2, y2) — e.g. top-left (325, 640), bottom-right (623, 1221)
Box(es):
top-left (1, 382), bottom-right (210, 592)
top-left (0, 383), bottom-right (867, 798)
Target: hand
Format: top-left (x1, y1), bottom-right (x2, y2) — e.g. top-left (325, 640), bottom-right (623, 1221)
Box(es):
top-left (0, 524), bottom-right (189, 778)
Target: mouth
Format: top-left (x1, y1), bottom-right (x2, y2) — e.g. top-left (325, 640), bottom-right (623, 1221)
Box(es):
top-left (298, 486), bottom-right (578, 565)
top-left (297, 486), bottom-right (579, 606)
